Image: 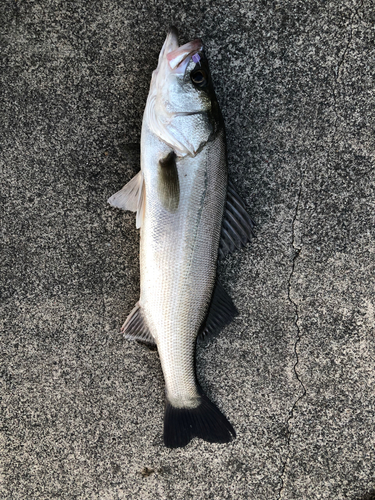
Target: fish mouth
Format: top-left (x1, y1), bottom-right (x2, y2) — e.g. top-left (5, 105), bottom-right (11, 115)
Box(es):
top-left (159, 27), bottom-right (203, 73)
top-left (167, 38), bottom-right (203, 70)
top-left (158, 26), bottom-right (179, 62)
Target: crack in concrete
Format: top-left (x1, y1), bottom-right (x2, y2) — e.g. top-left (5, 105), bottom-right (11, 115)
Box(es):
top-left (277, 181), bottom-right (307, 500)
top-left (277, 5), bottom-right (364, 496)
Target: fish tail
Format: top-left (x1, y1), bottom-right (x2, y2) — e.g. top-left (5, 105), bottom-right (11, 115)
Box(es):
top-left (163, 390), bottom-right (236, 448)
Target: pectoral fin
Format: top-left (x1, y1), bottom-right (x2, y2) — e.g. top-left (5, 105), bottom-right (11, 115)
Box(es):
top-left (219, 181), bottom-right (255, 258)
top-left (108, 171), bottom-right (146, 228)
top-left (158, 151), bottom-right (179, 213)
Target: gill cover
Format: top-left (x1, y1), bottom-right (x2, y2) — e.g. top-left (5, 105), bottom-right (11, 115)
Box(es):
top-left (145, 28), bottom-right (214, 157)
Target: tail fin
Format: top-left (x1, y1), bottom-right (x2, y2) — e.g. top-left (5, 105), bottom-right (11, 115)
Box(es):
top-left (163, 391), bottom-right (236, 448)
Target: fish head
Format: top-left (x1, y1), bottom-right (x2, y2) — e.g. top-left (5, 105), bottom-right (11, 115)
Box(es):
top-left (145, 27), bottom-right (221, 157)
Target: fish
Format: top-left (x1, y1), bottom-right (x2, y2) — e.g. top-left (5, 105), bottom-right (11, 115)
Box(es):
top-left (108, 27), bottom-right (254, 448)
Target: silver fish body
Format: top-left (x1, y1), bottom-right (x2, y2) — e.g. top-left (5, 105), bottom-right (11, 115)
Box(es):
top-left (109, 27), bottom-right (253, 447)
top-left (140, 127), bottom-right (226, 409)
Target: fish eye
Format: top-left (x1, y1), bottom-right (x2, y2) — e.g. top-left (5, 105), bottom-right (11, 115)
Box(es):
top-left (191, 69), bottom-right (208, 88)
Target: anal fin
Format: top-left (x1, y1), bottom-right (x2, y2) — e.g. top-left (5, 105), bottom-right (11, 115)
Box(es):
top-left (121, 302), bottom-right (156, 346)
top-left (199, 282), bottom-right (238, 339)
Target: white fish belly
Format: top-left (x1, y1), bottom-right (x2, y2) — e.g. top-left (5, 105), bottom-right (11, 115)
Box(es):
top-left (140, 130), bottom-right (227, 408)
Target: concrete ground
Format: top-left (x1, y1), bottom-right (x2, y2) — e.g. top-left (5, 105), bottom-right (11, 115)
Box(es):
top-left (1, 0), bottom-right (374, 498)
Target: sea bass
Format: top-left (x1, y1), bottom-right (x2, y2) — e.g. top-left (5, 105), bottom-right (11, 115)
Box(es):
top-left (108, 27), bottom-right (254, 448)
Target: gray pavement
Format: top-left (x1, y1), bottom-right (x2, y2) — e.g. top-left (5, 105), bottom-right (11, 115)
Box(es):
top-left (1, 1), bottom-right (375, 498)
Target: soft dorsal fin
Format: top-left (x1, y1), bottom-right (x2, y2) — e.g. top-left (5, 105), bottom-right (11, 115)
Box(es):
top-left (219, 181), bottom-right (255, 259)
top-left (199, 282), bottom-right (238, 339)
top-left (121, 302), bottom-right (156, 346)
top-left (158, 151), bottom-right (179, 213)
top-left (108, 171), bottom-right (146, 228)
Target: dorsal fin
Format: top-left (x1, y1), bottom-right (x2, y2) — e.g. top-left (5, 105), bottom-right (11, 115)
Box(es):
top-left (199, 282), bottom-right (238, 339)
top-left (219, 181), bottom-right (255, 259)
top-left (121, 302), bottom-right (156, 346)
top-left (158, 151), bottom-right (179, 213)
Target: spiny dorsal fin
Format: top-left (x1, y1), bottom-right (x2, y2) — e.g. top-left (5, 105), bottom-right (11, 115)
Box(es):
top-left (121, 302), bottom-right (156, 346)
top-left (199, 282), bottom-right (238, 339)
top-left (219, 180), bottom-right (255, 259)
top-left (108, 171), bottom-right (146, 228)
top-left (158, 151), bottom-right (179, 213)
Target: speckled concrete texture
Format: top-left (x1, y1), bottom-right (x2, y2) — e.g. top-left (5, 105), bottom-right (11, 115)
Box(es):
top-left (1, 1), bottom-right (374, 499)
